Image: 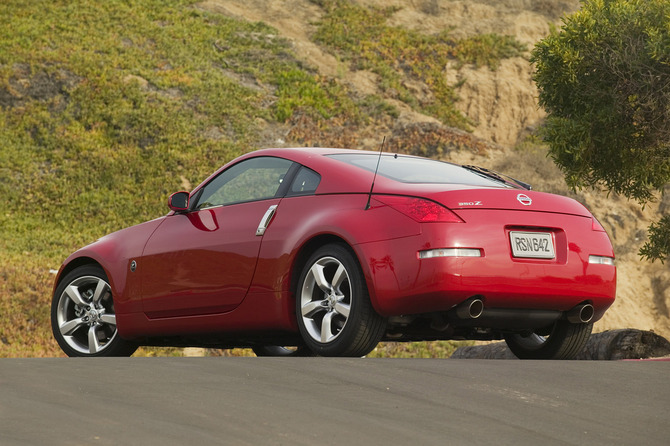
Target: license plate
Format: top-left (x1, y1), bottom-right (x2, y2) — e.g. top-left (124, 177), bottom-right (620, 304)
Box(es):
top-left (510, 231), bottom-right (555, 259)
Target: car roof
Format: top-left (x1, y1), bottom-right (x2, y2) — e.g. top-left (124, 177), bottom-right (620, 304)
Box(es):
top-left (194, 147), bottom-right (506, 196)
top-left (185, 148), bottom-right (590, 217)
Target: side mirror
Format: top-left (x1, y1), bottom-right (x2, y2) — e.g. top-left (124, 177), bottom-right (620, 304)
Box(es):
top-left (168, 191), bottom-right (190, 212)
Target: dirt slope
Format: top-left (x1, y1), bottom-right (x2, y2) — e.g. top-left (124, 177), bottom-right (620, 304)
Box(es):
top-left (200, 0), bottom-right (670, 339)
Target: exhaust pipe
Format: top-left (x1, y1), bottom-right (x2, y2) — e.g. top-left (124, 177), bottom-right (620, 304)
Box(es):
top-left (432, 298), bottom-right (482, 330)
top-left (566, 304), bottom-right (594, 324)
top-left (453, 298), bottom-right (484, 320)
top-left (445, 299), bottom-right (592, 329)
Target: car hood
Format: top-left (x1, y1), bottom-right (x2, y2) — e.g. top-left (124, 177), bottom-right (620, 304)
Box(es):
top-left (62, 216), bottom-right (167, 269)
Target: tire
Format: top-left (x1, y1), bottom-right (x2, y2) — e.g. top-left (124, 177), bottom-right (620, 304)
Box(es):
top-left (252, 346), bottom-right (315, 357)
top-left (295, 243), bottom-right (386, 357)
top-left (51, 265), bottom-right (137, 357)
top-left (504, 320), bottom-right (593, 360)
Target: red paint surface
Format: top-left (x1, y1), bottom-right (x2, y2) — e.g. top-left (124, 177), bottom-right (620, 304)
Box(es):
top-left (54, 148), bottom-right (617, 340)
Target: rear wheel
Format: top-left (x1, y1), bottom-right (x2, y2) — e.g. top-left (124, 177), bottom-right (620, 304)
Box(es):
top-left (51, 265), bottom-right (137, 357)
top-left (296, 244), bottom-right (386, 357)
top-left (504, 320), bottom-right (593, 359)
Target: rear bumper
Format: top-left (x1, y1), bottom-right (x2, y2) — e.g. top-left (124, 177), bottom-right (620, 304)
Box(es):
top-left (355, 210), bottom-right (616, 321)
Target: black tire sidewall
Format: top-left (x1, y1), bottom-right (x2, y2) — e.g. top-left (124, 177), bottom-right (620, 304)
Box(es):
top-left (296, 243), bottom-right (383, 357)
top-left (504, 320), bottom-right (593, 360)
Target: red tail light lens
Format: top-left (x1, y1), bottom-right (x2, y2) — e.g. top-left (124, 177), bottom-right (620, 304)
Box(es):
top-left (374, 195), bottom-right (464, 223)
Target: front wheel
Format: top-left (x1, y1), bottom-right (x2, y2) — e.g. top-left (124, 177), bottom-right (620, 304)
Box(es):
top-left (51, 265), bottom-right (137, 357)
top-left (504, 320), bottom-right (593, 360)
top-left (296, 244), bottom-right (386, 357)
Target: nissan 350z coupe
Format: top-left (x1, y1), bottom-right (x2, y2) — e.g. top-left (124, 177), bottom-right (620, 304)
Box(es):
top-left (51, 148), bottom-right (616, 359)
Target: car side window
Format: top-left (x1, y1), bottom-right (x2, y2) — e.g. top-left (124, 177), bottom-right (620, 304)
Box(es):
top-left (195, 157), bottom-right (294, 209)
top-left (288, 166), bottom-right (321, 196)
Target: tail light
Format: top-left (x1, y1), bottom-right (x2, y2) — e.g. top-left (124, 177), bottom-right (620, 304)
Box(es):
top-left (374, 195), bottom-right (464, 223)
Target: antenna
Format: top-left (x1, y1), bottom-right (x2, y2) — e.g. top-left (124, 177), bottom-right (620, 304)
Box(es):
top-left (365, 136), bottom-right (386, 210)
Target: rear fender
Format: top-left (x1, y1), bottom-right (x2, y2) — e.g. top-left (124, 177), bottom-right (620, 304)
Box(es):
top-left (251, 194), bottom-right (421, 315)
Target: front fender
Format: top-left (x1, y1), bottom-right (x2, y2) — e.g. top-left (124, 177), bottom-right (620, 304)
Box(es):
top-left (54, 217), bottom-right (166, 315)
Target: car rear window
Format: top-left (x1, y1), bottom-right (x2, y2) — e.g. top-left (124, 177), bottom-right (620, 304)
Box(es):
top-left (328, 153), bottom-right (509, 187)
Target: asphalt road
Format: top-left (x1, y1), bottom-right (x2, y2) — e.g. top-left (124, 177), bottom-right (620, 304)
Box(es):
top-left (1, 358), bottom-right (667, 445)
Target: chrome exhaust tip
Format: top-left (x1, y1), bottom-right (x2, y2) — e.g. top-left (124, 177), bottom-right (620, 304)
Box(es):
top-left (455, 298), bottom-right (484, 320)
top-left (566, 304), bottom-right (595, 324)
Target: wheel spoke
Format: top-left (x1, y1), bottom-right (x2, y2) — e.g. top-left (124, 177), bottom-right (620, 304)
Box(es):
top-left (64, 285), bottom-right (87, 306)
top-left (331, 264), bottom-right (347, 291)
top-left (99, 313), bottom-right (116, 326)
top-left (334, 301), bottom-right (350, 318)
top-left (88, 326), bottom-right (101, 354)
top-left (92, 279), bottom-right (109, 306)
top-left (60, 317), bottom-right (86, 336)
top-left (311, 263), bottom-right (332, 294)
top-left (320, 311), bottom-right (335, 343)
top-left (302, 300), bottom-right (326, 318)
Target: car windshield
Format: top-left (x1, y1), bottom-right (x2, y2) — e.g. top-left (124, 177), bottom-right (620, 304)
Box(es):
top-left (328, 153), bottom-right (510, 187)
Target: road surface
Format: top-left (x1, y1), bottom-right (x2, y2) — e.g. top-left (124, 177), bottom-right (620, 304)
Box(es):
top-left (1, 358), bottom-right (667, 445)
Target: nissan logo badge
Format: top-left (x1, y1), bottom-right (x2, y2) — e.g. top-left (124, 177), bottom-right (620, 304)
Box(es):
top-left (517, 194), bottom-right (532, 206)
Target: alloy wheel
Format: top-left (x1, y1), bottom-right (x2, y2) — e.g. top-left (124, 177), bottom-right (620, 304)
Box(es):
top-left (55, 275), bottom-right (119, 355)
top-left (299, 256), bottom-right (352, 344)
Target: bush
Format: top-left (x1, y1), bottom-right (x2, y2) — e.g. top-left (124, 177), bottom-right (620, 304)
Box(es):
top-left (532, 0), bottom-right (670, 261)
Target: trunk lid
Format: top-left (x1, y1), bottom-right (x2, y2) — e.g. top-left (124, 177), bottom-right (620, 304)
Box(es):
top-left (373, 182), bottom-right (593, 218)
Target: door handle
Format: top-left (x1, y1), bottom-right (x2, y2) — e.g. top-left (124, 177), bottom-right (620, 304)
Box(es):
top-left (256, 205), bottom-right (278, 236)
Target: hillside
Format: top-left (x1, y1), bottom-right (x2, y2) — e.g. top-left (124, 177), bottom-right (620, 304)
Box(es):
top-left (1, 0), bottom-right (668, 356)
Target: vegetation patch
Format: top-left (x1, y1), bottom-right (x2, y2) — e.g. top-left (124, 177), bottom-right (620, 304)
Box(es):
top-left (0, 0), bottom-right (358, 262)
top-left (532, 0), bottom-right (670, 262)
top-left (368, 340), bottom-right (473, 359)
top-left (311, 0), bottom-right (526, 129)
top-left (387, 122), bottom-right (492, 158)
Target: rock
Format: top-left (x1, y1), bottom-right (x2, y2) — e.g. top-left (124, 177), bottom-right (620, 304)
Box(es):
top-left (450, 329), bottom-right (670, 360)
top-left (578, 329), bottom-right (670, 360)
top-left (451, 341), bottom-right (518, 359)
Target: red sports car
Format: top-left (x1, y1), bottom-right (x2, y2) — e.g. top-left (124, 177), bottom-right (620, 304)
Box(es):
top-left (51, 148), bottom-right (616, 359)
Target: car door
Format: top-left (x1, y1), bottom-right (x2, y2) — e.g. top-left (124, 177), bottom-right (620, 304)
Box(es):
top-left (139, 156), bottom-right (294, 319)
